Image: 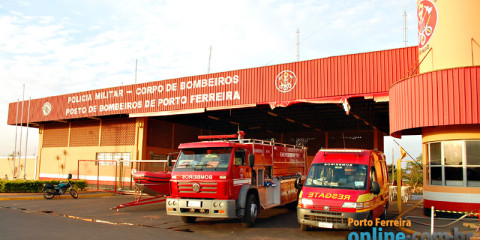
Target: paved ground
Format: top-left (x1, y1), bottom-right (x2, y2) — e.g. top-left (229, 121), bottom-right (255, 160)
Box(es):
top-left (0, 193), bottom-right (349, 240)
top-left (0, 192), bottom-right (479, 240)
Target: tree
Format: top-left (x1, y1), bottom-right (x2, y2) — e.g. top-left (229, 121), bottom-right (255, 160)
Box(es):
top-left (404, 154), bottom-right (423, 193)
top-left (387, 164), bottom-right (397, 184)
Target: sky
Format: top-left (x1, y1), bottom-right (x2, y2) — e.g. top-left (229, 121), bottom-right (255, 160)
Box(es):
top-left (0, 0), bottom-right (421, 164)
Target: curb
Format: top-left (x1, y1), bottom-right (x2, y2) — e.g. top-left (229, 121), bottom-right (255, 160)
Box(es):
top-left (0, 192), bottom-right (115, 201)
top-left (394, 200), bottom-right (424, 234)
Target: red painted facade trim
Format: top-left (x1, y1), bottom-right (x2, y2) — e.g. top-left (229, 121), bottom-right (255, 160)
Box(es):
top-left (7, 47), bottom-right (418, 125)
top-left (389, 66), bottom-right (480, 137)
top-left (424, 199), bottom-right (480, 213)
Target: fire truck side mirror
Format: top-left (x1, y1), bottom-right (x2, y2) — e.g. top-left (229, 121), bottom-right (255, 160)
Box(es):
top-left (248, 154), bottom-right (255, 168)
top-left (167, 155), bottom-right (172, 166)
top-left (295, 178), bottom-right (302, 189)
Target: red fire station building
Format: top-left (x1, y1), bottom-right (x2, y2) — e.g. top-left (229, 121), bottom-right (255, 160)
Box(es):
top-left (6, 0), bottom-right (480, 214)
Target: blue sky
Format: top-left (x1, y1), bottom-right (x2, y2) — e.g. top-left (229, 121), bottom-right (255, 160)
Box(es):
top-left (0, 0), bottom-right (421, 163)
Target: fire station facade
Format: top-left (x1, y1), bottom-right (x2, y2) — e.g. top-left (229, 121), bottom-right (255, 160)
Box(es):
top-left (7, 0), bottom-right (480, 213)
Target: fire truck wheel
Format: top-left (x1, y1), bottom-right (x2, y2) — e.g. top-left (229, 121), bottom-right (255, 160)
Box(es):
top-left (299, 223), bottom-right (309, 231)
top-left (286, 201), bottom-right (298, 210)
top-left (181, 216), bottom-right (196, 224)
top-left (241, 194), bottom-right (258, 228)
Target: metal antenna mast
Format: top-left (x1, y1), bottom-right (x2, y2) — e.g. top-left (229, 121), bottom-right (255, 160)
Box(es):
top-left (13, 99), bottom-right (19, 179)
top-left (208, 46), bottom-right (212, 74)
top-left (18, 84), bottom-right (25, 179)
top-left (403, 11), bottom-right (408, 47)
top-left (296, 29), bottom-right (300, 61)
top-left (24, 97), bottom-right (31, 179)
top-left (135, 59), bottom-right (138, 84)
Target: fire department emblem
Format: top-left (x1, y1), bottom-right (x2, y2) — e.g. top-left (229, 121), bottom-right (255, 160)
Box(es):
top-left (417, 0), bottom-right (438, 50)
top-left (275, 70), bottom-right (297, 93)
top-left (42, 102), bottom-right (52, 116)
top-left (192, 183), bottom-right (200, 193)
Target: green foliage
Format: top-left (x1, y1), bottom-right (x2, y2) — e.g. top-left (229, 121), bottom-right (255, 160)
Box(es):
top-left (404, 154), bottom-right (424, 193)
top-left (0, 180), bottom-right (87, 193)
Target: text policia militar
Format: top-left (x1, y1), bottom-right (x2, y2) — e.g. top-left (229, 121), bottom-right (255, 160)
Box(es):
top-left (65, 75), bottom-right (240, 116)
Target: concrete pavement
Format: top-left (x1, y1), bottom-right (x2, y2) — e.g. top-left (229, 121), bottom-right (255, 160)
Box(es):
top-left (388, 194), bottom-right (480, 238)
top-left (1, 191), bottom-right (479, 238)
top-left (0, 191), bottom-right (115, 200)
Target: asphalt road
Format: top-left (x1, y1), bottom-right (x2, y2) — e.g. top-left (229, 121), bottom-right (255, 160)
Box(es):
top-left (0, 194), bottom-right (388, 240)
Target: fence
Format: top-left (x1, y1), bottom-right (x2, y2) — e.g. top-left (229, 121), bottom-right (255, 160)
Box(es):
top-left (77, 159), bottom-right (175, 193)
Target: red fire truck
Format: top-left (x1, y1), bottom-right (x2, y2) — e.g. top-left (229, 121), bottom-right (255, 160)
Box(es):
top-left (166, 132), bottom-right (307, 227)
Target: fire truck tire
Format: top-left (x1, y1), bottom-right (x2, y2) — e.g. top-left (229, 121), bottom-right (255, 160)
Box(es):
top-left (241, 194), bottom-right (258, 228)
top-left (181, 216), bottom-right (196, 224)
top-left (299, 223), bottom-right (308, 231)
top-left (286, 201), bottom-right (298, 210)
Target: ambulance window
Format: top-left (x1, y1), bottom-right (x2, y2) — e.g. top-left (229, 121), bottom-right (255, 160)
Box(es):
top-left (305, 163), bottom-right (367, 190)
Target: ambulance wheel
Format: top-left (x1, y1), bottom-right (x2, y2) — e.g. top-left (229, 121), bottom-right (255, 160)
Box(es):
top-left (380, 204), bottom-right (388, 220)
top-left (363, 212), bottom-right (373, 231)
top-left (181, 216), bottom-right (196, 224)
top-left (300, 223), bottom-right (309, 231)
top-left (242, 194), bottom-right (258, 228)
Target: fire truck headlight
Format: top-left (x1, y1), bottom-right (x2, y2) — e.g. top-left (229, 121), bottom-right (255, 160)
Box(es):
top-left (213, 202), bottom-right (218, 207)
top-left (173, 201), bottom-right (177, 206)
top-left (300, 198), bottom-right (313, 206)
top-left (219, 202), bottom-right (224, 208)
top-left (167, 200), bottom-right (171, 206)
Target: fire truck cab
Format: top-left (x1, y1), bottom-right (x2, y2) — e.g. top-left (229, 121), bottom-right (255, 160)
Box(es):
top-left (297, 149), bottom-right (389, 230)
top-left (166, 132), bottom-right (307, 227)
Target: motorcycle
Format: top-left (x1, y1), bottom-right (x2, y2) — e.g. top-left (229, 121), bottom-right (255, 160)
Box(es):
top-left (42, 173), bottom-right (78, 199)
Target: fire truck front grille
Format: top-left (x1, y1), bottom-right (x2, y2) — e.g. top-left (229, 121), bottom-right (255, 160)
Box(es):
top-left (310, 210), bottom-right (342, 216)
top-left (304, 214), bottom-right (347, 224)
top-left (177, 182), bottom-right (217, 194)
top-left (311, 206), bottom-right (342, 211)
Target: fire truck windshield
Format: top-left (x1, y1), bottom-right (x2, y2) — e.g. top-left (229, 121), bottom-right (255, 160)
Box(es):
top-left (174, 147), bottom-right (232, 172)
top-left (304, 163), bottom-right (368, 190)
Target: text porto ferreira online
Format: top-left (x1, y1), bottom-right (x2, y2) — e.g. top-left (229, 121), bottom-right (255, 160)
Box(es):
top-left (348, 218), bottom-right (474, 240)
top-left (348, 218), bottom-right (412, 228)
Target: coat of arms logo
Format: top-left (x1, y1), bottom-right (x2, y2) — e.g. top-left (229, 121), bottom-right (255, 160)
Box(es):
top-left (42, 102), bottom-right (52, 116)
top-left (275, 70), bottom-right (297, 93)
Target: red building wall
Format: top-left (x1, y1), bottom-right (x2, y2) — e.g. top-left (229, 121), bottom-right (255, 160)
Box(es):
top-left (8, 47), bottom-right (418, 125)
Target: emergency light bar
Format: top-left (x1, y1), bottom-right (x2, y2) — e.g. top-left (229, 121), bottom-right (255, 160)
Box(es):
top-left (320, 149), bottom-right (364, 153)
top-left (198, 131), bottom-right (246, 140)
top-left (198, 134), bottom-right (238, 140)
